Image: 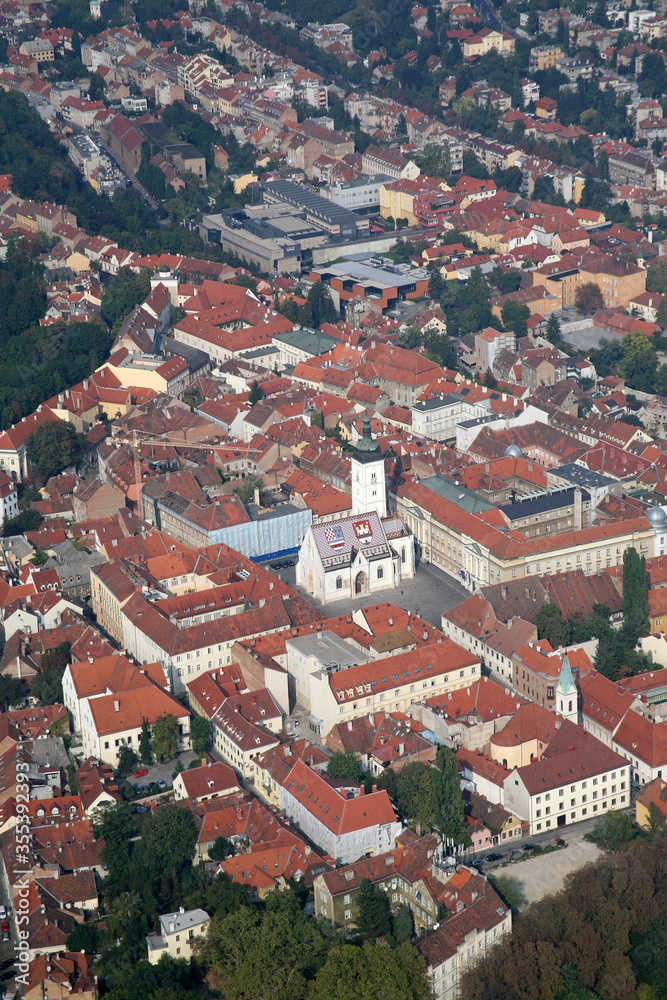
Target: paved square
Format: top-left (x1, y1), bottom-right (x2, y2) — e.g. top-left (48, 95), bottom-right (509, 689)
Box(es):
top-left (268, 560), bottom-right (469, 628)
top-left (506, 839), bottom-right (603, 906)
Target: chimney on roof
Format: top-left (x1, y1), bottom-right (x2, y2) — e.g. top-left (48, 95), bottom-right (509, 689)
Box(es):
top-left (113, 700), bottom-right (119, 712)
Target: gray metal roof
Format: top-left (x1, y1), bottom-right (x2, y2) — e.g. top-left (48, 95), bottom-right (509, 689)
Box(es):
top-left (286, 629), bottom-right (367, 667)
top-left (550, 462), bottom-right (618, 489)
top-left (159, 908), bottom-right (210, 937)
top-left (420, 475), bottom-right (496, 514)
top-left (499, 486), bottom-right (590, 520)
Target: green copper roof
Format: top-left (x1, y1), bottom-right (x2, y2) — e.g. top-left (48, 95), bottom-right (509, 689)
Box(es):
top-left (356, 415), bottom-right (380, 454)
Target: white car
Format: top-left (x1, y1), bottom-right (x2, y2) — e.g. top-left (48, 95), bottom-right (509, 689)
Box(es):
top-left (0, 907), bottom-right (6, 921)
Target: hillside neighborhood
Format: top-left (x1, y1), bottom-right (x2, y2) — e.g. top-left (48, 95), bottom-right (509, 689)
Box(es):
top-left (4, 0), bottom-right (667, 997)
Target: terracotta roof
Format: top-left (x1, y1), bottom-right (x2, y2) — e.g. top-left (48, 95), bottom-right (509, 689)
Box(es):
top-left (283, 758), bottom-right (398, 834)
top-left (612, 710), bottom-right (667, 768)
top-left (177, 761), bottom-right (240, 800)
top-left (514, 732), bottom-right (628, 794)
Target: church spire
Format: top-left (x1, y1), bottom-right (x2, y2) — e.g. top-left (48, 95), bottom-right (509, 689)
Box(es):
top-left (556, 653), bottom-right (578, 723)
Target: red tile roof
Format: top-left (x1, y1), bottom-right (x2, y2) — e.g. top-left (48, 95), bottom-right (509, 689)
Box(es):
top-left (283, 758), bottom-right (398, 834)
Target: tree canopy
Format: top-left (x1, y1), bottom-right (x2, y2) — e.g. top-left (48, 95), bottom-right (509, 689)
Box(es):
top-left (26, 420), bottom-right (85, 482)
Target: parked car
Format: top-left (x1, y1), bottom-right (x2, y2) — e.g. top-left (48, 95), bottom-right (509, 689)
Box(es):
top-left (555, 836), bottom-right (567, 847)
top-left (0, 907), bottom-right (6, 921)
top-left (521, 843), bottom-right (533, 851)
top-left (0, 960), bottom-right (13, 972)
top-left (470, 858), bottom-right (484, 867)
top-left (486, 853), bottom-right (503, 862)
top-left (157, 779), bottom-right (167, 790)
top-left (0, 971), bottom-right (14, 983)
top-left (134, 769), bottom-right (148, 778)
top-left (1, 922), bottom-right (9, 943)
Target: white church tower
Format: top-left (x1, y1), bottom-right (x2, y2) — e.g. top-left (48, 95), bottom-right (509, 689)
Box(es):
top-left (351, 415), bottom-right (386, 520)
top-left (556, 653), bottom-right (578, 724)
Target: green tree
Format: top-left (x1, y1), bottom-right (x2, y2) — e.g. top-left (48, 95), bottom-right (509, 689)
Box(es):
top-left (489, 874), bottom-right (526, 910)
top-left (0, 673), bottom-right (23, 710)
top-left (357, 878), bottom-right (392, 939)
top-left (136, 804), bottom-right (197, 886)
top-left (428, 267), bottom-right (444, 301)
top-left (646, 801), bottom-right (667, 839)
top-left (92, 802), bottom-right (137, 898)
top-left (67, 921), bottom-right (99, 953)
top-left (501, 300), bottom-right (530, 337)
top-left (435, 746), bottom-right (467, 844)
top-left (101, 267), bottom-right (151, 328)
top-left (233, 473), bottom-right (269, 505)
top-left (4, 508), bottom-right (43, 536)
top-left (248, 380), bottom-right (265, 405)
top-left (151, 714), bottom-right (179, 763)
top-left (546, 313), bottom-right (562, 345)
top-left (204, 889), bottom-right (333, 1000)
top-left (31, 640), bottom-right (71, 705)
top-left (536, 604), bottom-right (573, 647)
top-left (307, 942), bottom-right (430, 1000)
top-left (575, 282), bottom-right (605, 315)
top-left (139, 718), bottom-right (152, 765)
top-left (302, 282), bottom-right (338, 327)
top-left (326, 752), bottom-right (361, 781)
top-left (26, 420), bottom-right (85, 481)
top-left (622, 546), bottom-right (650, 650)
top-left (656, 298), bottom-right (667, 330)
top-left (620, 331), bottom-right (657, 394)
top-left (393, 902), bottom-right (414, 941)
top-left (585, 810), bottom-right (636, 852)
top-left (208, 836), bottom-right (235, 862)
top-left (417, 144), bottom-right (452, 180)
top-left (191, 715), bottom-right (211, 756)
top-left (117, 745), bottom-right (139, 776)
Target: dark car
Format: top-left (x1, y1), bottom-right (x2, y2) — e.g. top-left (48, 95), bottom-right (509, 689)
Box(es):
top-left (521, 843), bottom-right (533, 851)
top-left (284, 560), bottom-right (295, 567)
top-left (0, 970), bottom-right (14, 983)
top-left (270, 562), bottom-right (281, 570)
top-left (470, 858), bottom-right (484, 867)
top-left (555, 837), bottom-right (567, 847)
top-left (486, 853), bottom-right (503, 862)
top-left (0, 961), bottom-right (13, 972)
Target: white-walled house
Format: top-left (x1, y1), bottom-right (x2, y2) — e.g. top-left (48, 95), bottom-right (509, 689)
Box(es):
top-left (503, 737), bottom-right (630, 835)
top-left (147, 908), bottom-right (210, 964)
top-left (279, 758), bottom-right (402, 865)
top-left (80, 686), bottom-right (191, 767)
